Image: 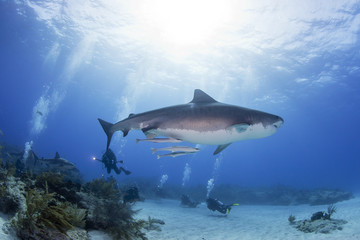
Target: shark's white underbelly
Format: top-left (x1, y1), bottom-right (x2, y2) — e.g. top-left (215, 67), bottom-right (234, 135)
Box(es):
top-left (151, 123), bottom-right (276, 145)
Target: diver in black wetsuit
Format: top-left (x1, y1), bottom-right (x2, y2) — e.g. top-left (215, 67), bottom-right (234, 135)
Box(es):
top-left (181, 194), bottom-right (200, 208)
top-left (123, 186), bottom-right (140, 204)
top-left (94, 148), bottom-right (131, 175)
top-left (206, 197), bottom-right (239, 214)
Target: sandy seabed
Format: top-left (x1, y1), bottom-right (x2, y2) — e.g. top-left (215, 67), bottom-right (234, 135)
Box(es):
top-left (135, 196), bottom-right (360, 240)
top-left (1, 197), bottom-right (359, 240)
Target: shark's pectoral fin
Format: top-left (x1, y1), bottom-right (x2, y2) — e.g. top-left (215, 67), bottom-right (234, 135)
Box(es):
top-left (227, 123), bottom-right (249, 133)
top-left (213, 143), bottom-right (231, 155)
top-left (212, 124), bottom-right (248, 154)
top-left (123, 130), bottom-right (129, 137)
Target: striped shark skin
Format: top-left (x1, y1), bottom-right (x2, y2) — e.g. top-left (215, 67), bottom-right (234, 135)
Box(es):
top-left (98, 89), bottom-right (283, 155)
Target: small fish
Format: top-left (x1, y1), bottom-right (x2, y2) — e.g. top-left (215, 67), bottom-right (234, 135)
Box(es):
top-left (136, 138), bottom-right (182, 144)
top-left (152, 146), bottom-right (200, 154)
top-left (36, 110), bottom-right (43, 116)
top-left (157, 151), bottom-right (197, 159)
top-left (0, 129), bottom-right (4, 136)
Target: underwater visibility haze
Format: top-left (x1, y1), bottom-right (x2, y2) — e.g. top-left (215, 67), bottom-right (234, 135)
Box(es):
top-left (1, 0), bottom-right (360, 193)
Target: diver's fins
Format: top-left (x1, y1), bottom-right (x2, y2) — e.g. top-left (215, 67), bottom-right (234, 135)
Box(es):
top-left (225, 203), bottom-right (239, 214)
top-left (120, 167), bottom-right (131, 175)
top-left (114, 167), bottom-right (121, 174)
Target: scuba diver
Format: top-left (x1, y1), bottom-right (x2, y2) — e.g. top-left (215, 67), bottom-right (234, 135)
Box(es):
top-left (123, 186), bottom-right (140, 204)
top-left (94, 148), bottom-right (131, 175)
top-left (206, 197), bottom-right (239, 214)
top-left (180, 194), bottom-right (200, 208)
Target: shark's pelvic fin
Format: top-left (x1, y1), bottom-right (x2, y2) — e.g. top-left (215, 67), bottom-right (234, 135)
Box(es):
top-left (213, 143), bottom-right (231, 155)
top-left (190, 89), bottom-right (218, 104)
top-left (98, 118), bottom-right (115, 150)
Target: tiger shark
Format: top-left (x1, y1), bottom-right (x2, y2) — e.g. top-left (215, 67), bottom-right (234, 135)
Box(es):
top-left (98, 89), bottom-right (284, 155)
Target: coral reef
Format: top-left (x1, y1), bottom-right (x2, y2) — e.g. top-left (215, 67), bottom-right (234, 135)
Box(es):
top-left (0, 170), bottom-right (155, 240)
top-left (82, 177), bottom-right (149, 239)
top-left (0, 174), bottom-right (26, 215)
top-left (0, 143), bottom-right (162, 240)
top-left (293, 218), bottom-right (347, 234)
top-left (290, 204), bottom-right (347, 234)
top-left (10, 182), bottom-right (88, 240)
top-left (35, 172), bottom-right (82, 204)
top-left (83, 177), bottom-right (120, 200)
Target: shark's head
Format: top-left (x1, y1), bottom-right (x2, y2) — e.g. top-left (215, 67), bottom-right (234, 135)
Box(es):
top-left (244, 113), bottom-right (284, 139)
top-left (266, 113), bottom-right (284, 132)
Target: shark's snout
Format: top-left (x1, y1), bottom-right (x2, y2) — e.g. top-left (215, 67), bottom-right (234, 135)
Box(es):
top-left (273, 116), bottom-right (284, 129)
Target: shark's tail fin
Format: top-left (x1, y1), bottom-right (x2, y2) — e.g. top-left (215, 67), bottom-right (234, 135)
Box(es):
top-left (98, 118), bottom-right (115, 150)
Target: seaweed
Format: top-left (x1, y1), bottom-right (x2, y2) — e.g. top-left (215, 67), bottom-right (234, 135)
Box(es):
top-left (83, 177), bottom-right (149, 239)
top-left (63, 203), bottom-right (87, 228)
top-left (35, 171), bottom-right (65, 192)
top-left (13, 186), bottom-right (55, 236)
top-left (37, 203), bottom-right (73, 234)
top-left (288, 214), bottom-right (296, 224)
top-left (84, 177), bottom-right (121, 200)
top-left (90, 199), bottom-right (147, 239)
top-left (325, 204), bottom-right (336, 220)
top-left (35, 171), bottom-right (82, 204)
top-left (12, 182), bottom-right (85, 239)
top-left (143, 216), bottom-right (165, 231)
top-left (107, 219), bottom-right (147, 240)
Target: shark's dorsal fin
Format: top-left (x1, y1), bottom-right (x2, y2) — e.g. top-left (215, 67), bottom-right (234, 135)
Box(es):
top-left (190, 89), bottom-right (217, 104)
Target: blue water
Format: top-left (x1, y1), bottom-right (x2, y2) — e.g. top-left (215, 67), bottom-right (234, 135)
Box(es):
top-left (1, 1), bottom-right (359, 191)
